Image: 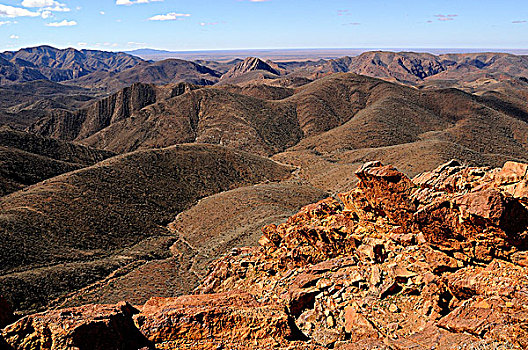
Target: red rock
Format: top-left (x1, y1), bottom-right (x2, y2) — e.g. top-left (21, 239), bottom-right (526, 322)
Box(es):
top-left (455, 189), bottom-right (507, 224)
top-left (393, 325), bottom-right (484, 350)
top-left (446, 260), bottom-right (527, 301)
top-left (344, 162), bottom-right (416, 227)
top-left (4, 161), bottom-right (527, 350)
top-left (343, 306), bottom-right (379, 340)
top-left (495, 161), bottom-right (528, 185)
top-left (2, 302), bottom-right (149, 350)
top-left (135, 292), bottom-right (294, 349)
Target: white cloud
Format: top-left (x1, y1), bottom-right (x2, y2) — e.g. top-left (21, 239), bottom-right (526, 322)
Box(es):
top-left (9, 34), bottom-right (19, 39)
top-left (21, 0), bottom-right (70, 12)
top-left (148, 12), bottom-right (190, 21)
top-left (45, 19), bottom-right (77, 26)
top-left (77, 42), bottom-right (87, 46)
top-left (435, 14), bottom-right (458, 21)
top-left (200, 21), bottom-right (219, 26)
top-left (0, 4), bottom-right (40, 17)
top-left (127, 41), bottom-right (147, 46)
top-left (41, 10), bottom-right (52, 18)
top-left (116, 0), bottom-right (163, 5)
top-left (100, 11), bottom-right (105, 15)
top-left (0, 20), bottom-right (12, 25)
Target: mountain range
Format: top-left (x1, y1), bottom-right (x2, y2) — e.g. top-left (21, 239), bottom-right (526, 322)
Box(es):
top-left (1, 45), bottom-right (528, 349)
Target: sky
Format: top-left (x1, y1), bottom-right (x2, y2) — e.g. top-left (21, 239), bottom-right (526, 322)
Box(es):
top-left (0, 0), bottom-right (527, 52)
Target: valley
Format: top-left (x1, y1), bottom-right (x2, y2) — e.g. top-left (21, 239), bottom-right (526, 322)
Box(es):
top-left (0, 45), bottom-right (527, 349)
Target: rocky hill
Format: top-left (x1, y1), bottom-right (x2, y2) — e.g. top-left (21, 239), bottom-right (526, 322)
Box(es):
top-left (28, 82), bottom-right (198, 141)
top-left (0, 127), bottom-right (114, 196)
top-left (221, 57), bottom-right (280, 80)
top-left (0, 144), bottom-right (294, 313)
top-left (0, 46), bottom-right (145, 84)
top-left (319, 51), bottom-right (528, 87)
top-left (26, 73), bottom-right (528, 192)
top-left (68, 59), bottom-right (222, 91)
top-left (0, 80), bottom-right (101, 130)
top-left (218, 57), bottom-right (281, 85)
top-left (1, 160), bottom-right (527, 349)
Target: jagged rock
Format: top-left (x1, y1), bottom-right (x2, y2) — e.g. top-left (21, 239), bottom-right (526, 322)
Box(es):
top-left (135, 292), bottom-right (296, 349)
top-left (221, 57), bottom-right (280, 81)
top-left (2, 302), bottom-right (150, 350)
top-left (392, 325), bottom-right (488, 349)
top-left (4, 161), bottom-right (528, 349)
top-left (196, 160), bottom-right (528, 349)
top-left (353, 162), bottom-right (416, 226)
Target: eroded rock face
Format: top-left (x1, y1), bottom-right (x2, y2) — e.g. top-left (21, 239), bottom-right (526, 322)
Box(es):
top-left (4, 160), bottom-right (528, 349)
top-left (135, 292), bottom-right (297, 349)
top-left (198, 160), bottom-right (528, 349)
top-left (2, 302), bottom-right (151, 350)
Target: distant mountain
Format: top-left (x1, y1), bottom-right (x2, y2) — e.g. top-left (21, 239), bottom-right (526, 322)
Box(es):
top-left (125, 48), bottom-right (172, 56)
top-left (0, 80), bottom-right (102, 130)
top-left (0, 45), bottom-right (145, 84)
top-left (219, 57), bottom-right (280, 84)
top-left (0, 55), bottom-right (47, 85)
top-left (319, 51), bottom-right (528, 85)
top-left (67, 59), bottom-right (222, 91)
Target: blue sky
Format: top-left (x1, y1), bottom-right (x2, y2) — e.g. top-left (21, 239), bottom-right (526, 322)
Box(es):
top-left (0, 0), bottom-right (527, 52)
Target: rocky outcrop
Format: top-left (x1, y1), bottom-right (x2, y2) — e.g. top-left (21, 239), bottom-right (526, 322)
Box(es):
top-left (2, 302), bottom-right (150, 350)
top-left (28, 82), bottom-right (196, 142)
top-left (198, 160), bottom-right (528, 348)
top-left (136, 292), bottom-right (296, 349)
top-left (2, 160), bottom-right (527, 349)
top-left (220, 57), bottom-right (280, 81)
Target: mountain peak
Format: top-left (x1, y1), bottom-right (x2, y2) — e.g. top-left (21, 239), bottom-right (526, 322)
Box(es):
top-left (220, 56), bottom-right (280, 80)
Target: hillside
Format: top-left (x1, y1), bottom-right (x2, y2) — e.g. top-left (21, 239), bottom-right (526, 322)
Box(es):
top-left (0, 127), bottom-right (114, 196)
top-left (25, 73), bottom-right (528, 194)
top-left (2, 160), bottom-right (528, 349)
top-left (0, 46), bottom-right (145, 84)
top-left (46, 182), bottom-right (327, 308)
top-left (0, 80), bottom-right (101, 130)
top-left (0, 144), bottom-right (293, 312)
top-left (80, 87), bottom-right (303, 155)
top-left (68, 59), bottom-right (222, 91)
top-left (28, 82), bottom-right (198, 141)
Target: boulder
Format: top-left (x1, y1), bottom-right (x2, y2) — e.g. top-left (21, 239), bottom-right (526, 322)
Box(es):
top-left (2, 302), bottom-right (150, 350)
top-left (135, 292), bottom-right (295, 349)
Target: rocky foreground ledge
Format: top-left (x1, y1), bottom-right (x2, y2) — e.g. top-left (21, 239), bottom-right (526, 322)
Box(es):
top-left (1, 160), bottom-right (528, 349)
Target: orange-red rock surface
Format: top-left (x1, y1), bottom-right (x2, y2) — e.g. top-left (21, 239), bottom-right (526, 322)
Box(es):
top-left (2, 160), bottom-right (528, 349)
